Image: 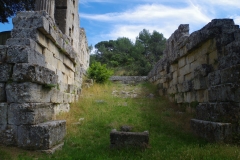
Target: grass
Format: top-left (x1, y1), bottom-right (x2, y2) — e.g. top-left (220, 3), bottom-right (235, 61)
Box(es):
top-left (1, 82), bottom-right (240, 159)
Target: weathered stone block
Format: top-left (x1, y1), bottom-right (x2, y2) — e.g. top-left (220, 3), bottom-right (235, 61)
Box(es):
top-left (13, 63), bottom-right (58, 85)
top-left (18, 120), bottom-right (66, 150)
top-left (53, 103), bottom-right (70, 115)
top-left (0, 83), bottom-right (6, 102)
top-left (7, 46), bottom-right (45, 66)
top-left (194, 74), bottom-right (207, 90)
top-left (191, 119), bottom-right (232, 142)
top-left (110, 129), bottom-right (149, 148)
top-left (0, 64), bottom-right (12, 82)
top-left (6, 82), bottom-right (51, 103)
top-left (8, 103), bottom-right (54, 125)
top-left (182, 80), bottom-right (193, 92)
top-left (50, 89), bottom-right (64, 103)
top-left (221, 64), bottom-right (240, 84)
top-left (0, 125), bottom-right (18, 146)
top-left (63, 56), bottom-right (75, 71)
top-left (194, 64), bottom-right (212, 77)
top-left (208, 70), bottom-right (221, 87)
top-left (0, 103), bottom-right (7, 124)
top-left (196, 102), bottom-right (240, 123)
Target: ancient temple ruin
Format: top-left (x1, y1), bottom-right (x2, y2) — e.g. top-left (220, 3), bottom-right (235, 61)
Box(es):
top-left (0, 0), bottom-right (89, 151)
top-left (148, 19), bottom-right (240, 142)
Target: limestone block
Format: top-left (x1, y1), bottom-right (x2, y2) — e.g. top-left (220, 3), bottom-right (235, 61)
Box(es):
top-left (191, 119), bottom-right (232, 142)
top-left (182, 80), bottom-right (193, 92)
top-left (110, 129), bottom-right (149, 148)
top-left (178, 76), bottom-right (184, 84)
top-left (57, 60), bottom-right (66, 73)
top-left (194, 74), bottom-right (207, 90)
top-left (196, 90), bottom-right (208, 103)
top-left (63, 56), bottom-right (75, 71)
top-left (186, 53), bottom-right (195, 64)
top-left (58, 82), bottom-right (68, 92)
top-left (50, 89), bottom-right (64, 103)
top-left (208, 70), bottom-right (221, 87)
top-left (45, 62), bottom-right (56, 72)
top-left (56, 70), bottom-right (63, 83)
top-left (8, 103), bottom-right (54, 125)
top-left (196, 102), bottom-right (240, 123)
top-left (190, 60), bottom-right (201, 71)
top-left (175, 93), bottom-right (184, 103)
top-left (194, 64), bottom-right (212, 77)
top-left (208, 50), bottom-right (218, 68)
top-left (13, 63), bottom-right (58, 85)
top-left (221, 64), bottom-right (240, 84)
top-left (53, 104), bottom-right (70, 115)
top-left (7, 46), bottom-right (45, 66)
top-left (178, 57), bottom-right (186, 68)
top-left (219, 41), bottom-right (240, 70)
top-left (208, 84), bottom-right (240, 102)
top-left (6, 38), bottom-right (43, 54)
top-left (11, 28), bottom-right (38, 39)
top-left (63, 93), bottom-right (72, 103)
top-left (0, 125), bottom-right (18, 146)
top-left (170, 64), bottom-right (178, 72)
top-left (43, 50), bottom-right (59, 70)
top-left (177, 83), bottom-right (183, 93)
top-left (184, 73), bottom-right (193, 81)
top-left (0, 64), bottom-right (12, 82)
top-left (0, 45), bottom-right (7, 62)
top-left (63, 74), bottom-right (68, 84)
top-left (13, 14), bottom-right (49, 34)
top-left (47, 25), bottom-right (58, 43)
top-left (0, 83), bottom-right (6, 102)
top-left (18, 120), bottom-right (66, 150)
top-left (184, 92), bottom-right (196, 103)
top-left (6, 82), bottom-right (51, 103)
top-left (0, 103), bottom-right (7, 124)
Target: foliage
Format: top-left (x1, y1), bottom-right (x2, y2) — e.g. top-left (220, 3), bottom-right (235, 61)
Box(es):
top-left (87, 61), bottom-right (113, 83)
top-left (91, 29), bottom-right (166, 76)
top-left (0, 0), bottom-right (35, 23)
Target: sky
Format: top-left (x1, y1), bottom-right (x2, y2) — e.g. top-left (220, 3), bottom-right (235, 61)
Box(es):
top-left (0, 0), bottom-right (240, 47)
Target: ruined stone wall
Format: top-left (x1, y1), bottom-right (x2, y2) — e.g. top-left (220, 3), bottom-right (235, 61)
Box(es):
top-left (148, 19), bottom-right (240, 142)
top-left (0, 10), bottom-right (88, 150)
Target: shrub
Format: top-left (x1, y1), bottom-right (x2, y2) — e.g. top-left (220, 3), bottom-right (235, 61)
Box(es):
top-left (87, 62), bottom-right (113, 83)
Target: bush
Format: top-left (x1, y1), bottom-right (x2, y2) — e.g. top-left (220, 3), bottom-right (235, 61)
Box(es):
top-left (87, 62), bottom-right (113, 83)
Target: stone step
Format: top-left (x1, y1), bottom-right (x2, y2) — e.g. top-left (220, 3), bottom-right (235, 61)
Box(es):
top-left (191, 119), bottom-right (232, 142)
top-left (18, 120), bottom-right (66, 150)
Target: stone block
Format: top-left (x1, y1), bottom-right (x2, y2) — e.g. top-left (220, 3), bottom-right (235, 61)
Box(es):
top-left (0, 64), bottom-right (12, 82)
top-left (6, 38), bottom-right (44, 55)
top-left (8, 103), bottom-right (54, 125)
top-left (182, 80), bottom-right (193, 92)
top-left (13, 63), bottom-right (58, 85)
top-left (6, 82), bottom-right (51, 103)
top-left (194, 64), bottom-right (212, 77)
top-left (0, 125), bottom-right (18, 146)
top-left (208, 70), bottom-right (221, 87)
top-left (18, 120), bottom-right (66, 150)
top-left (191, 119), bottom-right (232, 142)
top-left (196, 90), bottom-right (208, 102)
top-left (43, 49), bottom-right (58, 66)
top-left (196, 102), bottom-right (240, 123)
top-left (184, 92), bottom-right (196, 103)
top-left (57, 60), bottom-right (66, 73)
top-left (110, 129), bottom-right (149, 148)
top-left (208, 50), bottom-right (218, 68)
top-left (7, 46), bottom-right (45, 66)
top-left (63, 56), bottom-right (75, 71)
top-left (63, 93), bottom-right (73, 103)
top-left (175, 92), bottom-right (184, 103)
top-left (0, 103), bottom-right (7, 125)
top-left (221, 64), bottom-right (240, 84)
top-left (13, 14), bottom-right (50, 34)
top-left (11, 28), bottom-right (38, 39)
top-left (50, 89), bottom-right (64, 103)
top-left (194, 74), bottom-right (207, 90)
top-left (53, 103), bottom-right (70, 115)
top-left (0, 83), bottom-right (6, 102)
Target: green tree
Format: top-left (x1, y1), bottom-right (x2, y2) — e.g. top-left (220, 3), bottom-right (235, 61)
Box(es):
top-left (87, 62), bottom-right (113, 84)
top-left (0, 0), bottom-right (35, 23)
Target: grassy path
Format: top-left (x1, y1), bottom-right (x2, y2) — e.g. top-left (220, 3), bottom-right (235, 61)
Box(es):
top-left (1, 82), bottom-right (240, 159)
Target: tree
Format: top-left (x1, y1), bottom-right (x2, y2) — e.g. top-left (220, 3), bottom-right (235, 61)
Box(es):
top-left (0, 0), bottom-right (35, 23)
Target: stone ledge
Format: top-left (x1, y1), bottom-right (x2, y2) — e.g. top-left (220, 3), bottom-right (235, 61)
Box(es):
top-left (191, 119), bottom-right (232, 142)
top-left (110, 129), bottom-right (149, 148)
top-left (18, 120), bottom-right (66, 150)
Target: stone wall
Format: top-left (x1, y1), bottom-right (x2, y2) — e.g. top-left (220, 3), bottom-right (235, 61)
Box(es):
top-left (0, 1), bottom-right (89, 151)
top-left (110, 76), bottom-right (147, 84)
top-left (148, 19), bottom-right (240, 142)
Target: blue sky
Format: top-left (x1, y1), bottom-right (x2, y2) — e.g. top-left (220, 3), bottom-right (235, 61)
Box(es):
top-left (1, 0), bottom-right (240, 47)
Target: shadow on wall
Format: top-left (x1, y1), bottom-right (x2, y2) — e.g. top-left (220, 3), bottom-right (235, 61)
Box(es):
top-left (0, 31), bottom-right (11, 45)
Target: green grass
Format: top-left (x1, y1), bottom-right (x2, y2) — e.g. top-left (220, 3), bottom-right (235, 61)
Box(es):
top-left (1, 82), bottom-right (240, 160)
